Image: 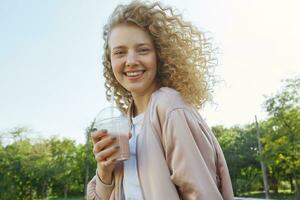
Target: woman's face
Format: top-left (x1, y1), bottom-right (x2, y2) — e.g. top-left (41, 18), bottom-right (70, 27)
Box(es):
top-left (109, 23), bottom-right (158, 97)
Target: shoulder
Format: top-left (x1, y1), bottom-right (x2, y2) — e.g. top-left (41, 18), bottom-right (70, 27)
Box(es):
top-left (147, 87), bottom-right (194, 126)
top-left (150, 87), bottom-right (186, 112)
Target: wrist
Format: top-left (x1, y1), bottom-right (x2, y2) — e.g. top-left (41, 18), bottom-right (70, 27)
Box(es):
top-left (97, 168), bottom-right (113, 185)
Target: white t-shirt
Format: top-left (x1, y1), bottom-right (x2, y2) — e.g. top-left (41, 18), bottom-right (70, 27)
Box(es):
top-left (123, 113), bottom-right (144, 200)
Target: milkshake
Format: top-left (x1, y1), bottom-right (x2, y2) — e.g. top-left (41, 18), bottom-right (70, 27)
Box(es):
top-left (110, 133), bottom-right (130, 161)
top-left (94, 106), bottom-right (130, 162)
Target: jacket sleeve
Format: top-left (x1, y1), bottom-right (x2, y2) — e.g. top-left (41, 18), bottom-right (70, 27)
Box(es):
top-left (87, 173), bottom-right (115, 200)
top-left (211, 133), bottom-right (235, 200)
top-left (162, 108), bottom-right (232, 200)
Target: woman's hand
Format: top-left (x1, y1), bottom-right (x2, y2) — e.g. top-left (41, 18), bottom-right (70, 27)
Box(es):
top-left (91, 129), bottom-right (119, 185)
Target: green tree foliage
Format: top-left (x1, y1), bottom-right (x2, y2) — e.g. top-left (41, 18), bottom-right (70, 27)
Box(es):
top-left (213, 125), bottom-right (261, 195)
top-left (0, 128), bottom-right (96, 200)
top-left (261, 77), bottom-right (300, 197)
top-left (212, 77), bottom-right (300, 198)
top-left (213, 77), bottom-right (300, 198)
top-left (0, 127), bottom-right (36, 199)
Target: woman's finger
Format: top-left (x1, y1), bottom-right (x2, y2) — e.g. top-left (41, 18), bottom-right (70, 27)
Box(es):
top-left (91, 129), bottom-right (108, 144)
top-left (95, 144), bottom-right (120, 162)
top-left (93, 136), bottom-right (117, 153)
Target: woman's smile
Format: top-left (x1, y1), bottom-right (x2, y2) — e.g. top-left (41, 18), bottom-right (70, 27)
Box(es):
top-left (124, 70), bottom-right (146, 79)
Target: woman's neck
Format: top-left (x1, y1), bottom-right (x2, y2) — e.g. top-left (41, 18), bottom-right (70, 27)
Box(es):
top-left (131, 85), bottom-right (159, 117)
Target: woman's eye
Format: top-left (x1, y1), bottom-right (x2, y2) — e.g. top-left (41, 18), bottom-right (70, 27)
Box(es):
top-left (113, 51), bottom-right (125, 56)
top-left (138, 48), bottom-right (150, 54)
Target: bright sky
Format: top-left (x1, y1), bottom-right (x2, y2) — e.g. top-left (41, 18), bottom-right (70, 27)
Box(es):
top-left (1, 0), bottom-right (299, 144)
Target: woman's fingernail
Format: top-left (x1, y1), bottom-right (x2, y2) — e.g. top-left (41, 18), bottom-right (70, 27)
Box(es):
top-left (115, 145), bottom-right (120, 149)
top-left (100, 129), bottom-right (107, 133)
top-left (111, 136), bottom-right (117, 140)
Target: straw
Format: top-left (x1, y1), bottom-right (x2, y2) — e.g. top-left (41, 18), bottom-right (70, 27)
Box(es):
top-left (111, 88), bottom-right (115, 106)
top-left (110, 88), bottom-right (115, 117)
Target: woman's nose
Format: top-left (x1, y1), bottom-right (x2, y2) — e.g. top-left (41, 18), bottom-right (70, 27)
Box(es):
top-left (126, 51), bottom-right (138, 67)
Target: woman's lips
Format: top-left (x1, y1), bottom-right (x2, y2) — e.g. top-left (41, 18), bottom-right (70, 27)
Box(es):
top-left (124, 70), bottom-right (145, 80)
top-left (125, 70), bottom-right (144, 77)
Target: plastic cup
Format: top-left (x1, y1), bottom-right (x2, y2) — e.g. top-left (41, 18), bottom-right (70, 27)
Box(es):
top-left (94, 106), bottom-right (130, 161)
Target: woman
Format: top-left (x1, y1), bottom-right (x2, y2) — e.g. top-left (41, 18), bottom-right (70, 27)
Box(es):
top-left (88, 1), bottom-right (234, 199)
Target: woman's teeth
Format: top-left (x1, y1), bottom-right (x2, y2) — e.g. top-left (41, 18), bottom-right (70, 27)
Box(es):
top-left (125, 71), bottom-right (144, 77)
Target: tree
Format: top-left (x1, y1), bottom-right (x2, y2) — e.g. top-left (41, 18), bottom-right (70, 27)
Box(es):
top-left (0, 127), bottom-right (36, 200)
top-left (49, 137), bottom-right (82, 199)
top-left (213, 125), bottom-right (261, 195)
top-left (262, 77), bottom-right (300, 198)
top-left (0, 128), bottom-right (89, 199)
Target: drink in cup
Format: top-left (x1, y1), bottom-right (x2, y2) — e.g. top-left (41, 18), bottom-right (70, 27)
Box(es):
top-left (94, 106), bottom-right (130, 161)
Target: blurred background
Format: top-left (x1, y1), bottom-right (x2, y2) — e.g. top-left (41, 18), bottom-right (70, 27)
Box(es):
top-left (0, 0), bottom-right (299, 199)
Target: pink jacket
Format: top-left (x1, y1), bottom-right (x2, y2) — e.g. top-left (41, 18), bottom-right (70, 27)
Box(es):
top-left (87, 87), bottom-right (234, 200)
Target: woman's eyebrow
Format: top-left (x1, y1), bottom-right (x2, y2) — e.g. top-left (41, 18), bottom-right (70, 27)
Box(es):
top-left (112, 43), bottom-right (152, 50)
top-left (136, 43), bottom-right (152, 47)
top-left (112, 45), bottom-right (126, 50)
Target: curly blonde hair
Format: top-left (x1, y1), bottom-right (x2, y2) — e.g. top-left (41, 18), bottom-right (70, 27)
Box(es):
top-left (102, 0), bottom-right (216, 113)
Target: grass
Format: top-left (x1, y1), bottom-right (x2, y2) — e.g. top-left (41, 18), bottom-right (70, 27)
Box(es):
top-left (49, 196), bottom-right (84, 200)
top-left (239, 190), bottom-right (297, 200)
